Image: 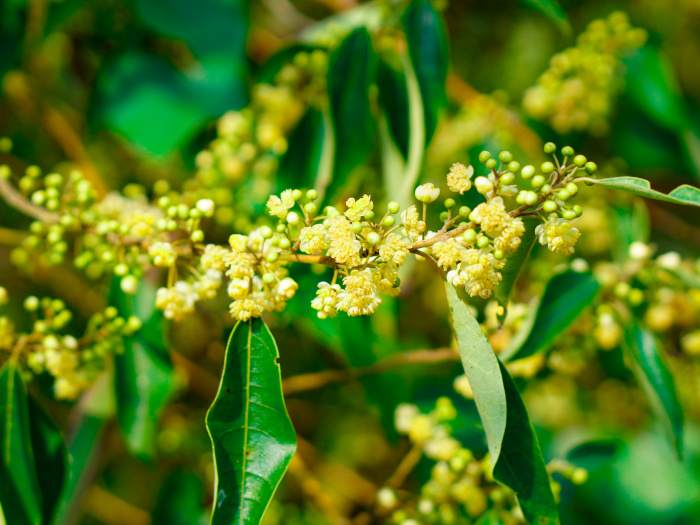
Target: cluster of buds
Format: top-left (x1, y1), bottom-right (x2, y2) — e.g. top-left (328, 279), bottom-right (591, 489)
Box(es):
top-left (523, 11), bottom-right (648, 135)
top-left (187, 49), bottom-right (329, 229)
top-left (0, 289), bottom-right (141, 399)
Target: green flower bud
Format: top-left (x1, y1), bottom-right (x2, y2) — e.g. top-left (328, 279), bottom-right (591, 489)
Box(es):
top-left (459, 206), bottom-right (471, 217)
top-left (262, 273), bottom-right (276, 285)
top-left (573, 155), bottom-right (587, 167)
top-left (521, 165), bottom-right (535, 179)
top-left (382, 215), bottom-right (395, 227)
top-left (524, 191), bottom-right (539, 206)
top-left (507, 161), bottom-right (520, 173)
top-left (558, 189), bottom-right (571, 201)
top-left (276, 224), bottom-right (286, 233)
top-left (493, 249), bottom-right (504, 260)
top-left (24, 296), bottom-right (39, 311)
top-left (544, 142), bottom-right (556, 154)
top-left (541, 161), bottom-right (555, 174)
top-left (191, 229), bottom-right (205, 243)
top-left (463, 229), bottom-right (477, 243)
top-left (279, 237), bottom-right (291, 250)
top-left (439, 211), bottom-right (448, 222)
top-left (531, 175), bottom-right (546, 188)
top-left (367, 232), bottom-right (381, 245)
top-left (584, 162), bottom-right (597, 174)
top-left (573, 204), bottom-right (583, 217)
top-left (444, 198), bottom-right (456, 209)
top-left (541, 184), bottom-right (552, 194)
top-left (306, 189), bottom-right (318, 201)
top-left (352, 222), bottom-right (363, 234)
top-left (365, 210), bottom-right (375, 220)
top-left (498, 151), bottom-right (513, 163)
top-left (516, 191), bottom-right (527, 204)
top-left (478, 151), bottom-right (492, 163)
top-left (286, 211), bottom-right (300, 225)
top-left (561, 146), bottom-right (574, 157)
top-left (292, 189), bottom-right (303, 201)
top-left (543, 200), bottom-right (558, 212)
top-left (388, 201), bottom-right (400, 214)
top-left (304, 202), bottom-right (317, 215)
top-left (476, 235), bottom-right (490, 248)
top-left (562, 209), bottom-right (577, 220)
top-left (566, 182), bottom-right (578, 195)
top-left (260, 226), bottom-right (273, 239)
top-left (266, 251), bottom-right (279, 263)
top-left (485, 158), bottom-right (498, 170)
top-left (500, 172), bottom-right (515, 185)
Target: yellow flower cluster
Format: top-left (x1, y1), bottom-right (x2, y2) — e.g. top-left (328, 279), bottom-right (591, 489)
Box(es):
top-left (523, 11), bottom-right (648, 135)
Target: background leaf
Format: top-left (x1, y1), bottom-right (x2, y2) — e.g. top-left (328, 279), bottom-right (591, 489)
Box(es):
top-left (502, 272), bottom-right (599, 361)
top-left (152, 471), bottom-right (205, 524)
top-left (403, 0), bottom-right (449, 145)
top-left (521, 0), bottom-right (572, 36)
top-left (206, 318), bottom-right (297, 525)
top-left (493, 361), bottom-right (559, 524)
top-left (0, 363), bottom-right (42, 525)
top-left (590, 177), bottom-right (700, 208)
top-left (110, 279), bottom-right (175, 460)
top-left (623, 324), bottom-right (684, 458)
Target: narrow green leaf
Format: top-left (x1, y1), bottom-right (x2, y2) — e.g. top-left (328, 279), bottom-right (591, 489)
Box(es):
top-left (502, 272), bottom-right (599, 362)
top-left (110, 280), bottom-right (175, 460)
top-left (521, 0), bottom-right (572, 36)
top-left (494, 361), bottom-right (559, 524)
top-left (327, 28), bottom-right (375, 183)
top-left (445, 282), bottom-right (506, 462)
top-left (403, 0), bottom-right (448, 145)
top-left (566, 439), bottom-right (624, 470)
top-left (0, 362), bottom-right (42, 525)
top-left (377, 59), bottom-right (409, 158)
top-left (494, 217), bottom-right (540, 321)
top-left (623, 324), bottom-right (684, 458)
top-left (589, 176), bottom-right (700, 208)
top-left (277, 108), bottom-right (327, 192)
top-left (612, 199), bottom-right (650, 263)
top-left (206, 318), bottom-right (297, 525)
top-left (29, 399), bottom-right (68, 525)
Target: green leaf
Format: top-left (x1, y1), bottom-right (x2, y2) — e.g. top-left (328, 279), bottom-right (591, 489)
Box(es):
top-left (566, 439), bottom-right (624, 471)
top-left (0, 362), bottom-right (42, 525)
top-left (206, 318), bottom-right (297, 525)
top-left (277, 108), bottom-right (327, 192)
top-left (493, 361), bottom-right (559, 525)
top-left (0, 0), bottom-right (25, 79)
top-left (445, 282), bottom-right (506, 461)
top-left (612, 199), bottom-right (650, 263)
top-left (521, 0), bottom-right (572, 36)
top-left (494, 217), bottom-right (539, 321)
top-left (152, 471), bottom-right (205, 525)
top-left (377, 59), bottom-right (410, 158)
top-left (502, 272), bottom-right (599, 362)
top-left (589, 176), bottom-right (700, 208)
top-left (110, 280), bottom-right (175, 460)
top-left (622, 324), bottom-right (684, 458)
top-left (29, 400), bottom-right (68, 525)
top-left (327, 27), bottom-right (375, 184)
top-left (403, 0), bottom-right (448, 145)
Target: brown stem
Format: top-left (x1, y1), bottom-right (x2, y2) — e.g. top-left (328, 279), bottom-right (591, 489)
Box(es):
top-left (0, 178), bottom-right (59, 223)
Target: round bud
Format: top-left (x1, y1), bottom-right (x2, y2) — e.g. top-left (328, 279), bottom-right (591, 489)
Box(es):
top-left (541, 184), bottom-right (552, 194)
top-left (286, 211), bottom-right (300, 225)
top-left (382, 215), bottom-right (395, 227)
top-left (266, 252), bottom-right (279, 263)
top-left (474, 176), bottom-right (494, 194)
top-left (24, 296), bottom-right (39, 311)
top-left (276, 224), bottom-right (286, 233)
top-left (493, 249), bottom-right (504, 260)
top-left (498, 151), bottom-right (513, 164)
top-left (516, 191), bottom-right (527, 204)
top-left (566, 182), bottom-right (579, 195)
top-left (584, 162), bottom-right (597, 174)
top-left (304, 202), bottom-right (317, 215)
top-left (476, 235), bottom-right (490, 248)
top-left (524, 191), bottom-right (539, 206)
top-left (367, 232), bottom-right (381, 245)
top-left (500, 172), bottom-right (515, 185)
top-left (291, 189), bottom-right (303, 201)
top-left (571, 468), bottom-right (588, 485)
top-left (573, 155), bottom-right (587, 167)
top-left (120, 275), bottom-right (139, 295)
top-left (444, 198), bottom-right (456, 209)
top-left (573, 204), bottom-right (583, 217)
top-left (485, 158), bottom-right (498, 170)
top-left (507, 161), bottom-right (520, 173)
top-left (188, 208), bottom-right (202, 219)
top-left (262, 273), bottom-right (276, 285)
top-left (544, 142), bottom-right (556, 154)
top-left (191, 229), bottom-right (205, 243)
top-left (541, 161), bottom-right (555, 174)
top-left (114, 263), bottom-right (129, 277)
top-left (561, 146), bottom-right (574, 157)
top-left (279, 237), bottom-right (291, 249)
top-left (543, 200), bottom-right (558, 213)
top-left (388, 201), bottom-right (400, 214)
top-left (521, 165), bottom-right (535, 179)
top-left (306, 189), bottom-right (318, 201)
top-left (478, 151), bottom-right (492, 163)
top-left (260, 226), bottom-right (273, 239)
top-left (531, 175), bottom-right (546, 188)
top-left (365, 210), bottom-right (375, 220)
top-left (463, 229), bottom-right (477, 243)
top-left (558, 189), bottom-right (571, 201)
top-left (352, 222), bottom-right (363, 234)
top-left (459, 206), bottom-right (471, 217)
top-left (562, 209), bottom-right (577, 220)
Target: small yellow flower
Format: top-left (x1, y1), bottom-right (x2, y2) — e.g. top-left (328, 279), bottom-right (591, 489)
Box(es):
top-left (344, 194), bottom-right (373, 221)
top-left (469, 197), bottom-right (510, 237)
top-left (415, 183), bottom-right (440, 203)
top-left (536, 217), bottom-right (581, 255)
top-left (266, 189), bottom-right (295, 218)
top-left (446, 163), bottom-right (474, 194)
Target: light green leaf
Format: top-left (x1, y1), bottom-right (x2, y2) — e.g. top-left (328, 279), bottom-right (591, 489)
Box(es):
top-left (110, 279), bottom-right (175, 460)
top-left (494, 217), bottom-right (540, 321)
top-left (327, 27), bottom-right (375, 187)
top-left (521, 0), bottom-right (572, 36)
top-left (0, 362), bottom-right (42, 525)
top-left (502, 272), bottom-right (599, 362)
top-left (29, 399), bottom-right (68, 525)
top-left (403, 0), bottom-right (448, 145)
top-left (589, 176), bottom-right (700, 208)
top-left (445, 282), bottom-right (506, 462)
top-left (623, 324), bottom-right (684, 458)
top-left (493, 361), bottom-right (559, 525)
top-left (206, 318), bottom-right (297, 525)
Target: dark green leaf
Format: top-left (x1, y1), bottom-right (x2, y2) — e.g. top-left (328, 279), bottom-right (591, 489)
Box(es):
top-left (493, 361), bottom-right (559, 524)
top-left (327, 28), bottom-right (375, 182)
top-left (521, 0), bottom-right (571, 36)
top-left (502, 272), bottom-right (599, 362)
top-left (0, 0), bottom-right (25, 79)
top-left (152, 471), bottom-right (205, 525)
top-left (445, 282), bottom-right (506, 462)
top-left (623, 324), bottom-right (684, 458)
top-left (277, 108), bottom-right (327, 191)
top-left (206, 318), bottom-right (297, 525)
top-left (566, 439), bottom-right (624, 470)
top-left (29, 399), bottom-right (68, 525)
top-left (494, 217), bottom-right (539, 321)
top-left (377, 59), bottom-right (410, 158)
top-left (589, 177), bottom-right (700, 208)
top-left (0, 362), bottom-right (42, 525)
top-left (110, 280), bottom-right (175, 460)
top-left (403, 0), bottom-right (448, 144)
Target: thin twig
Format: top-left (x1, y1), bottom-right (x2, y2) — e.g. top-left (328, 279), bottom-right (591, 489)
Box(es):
top-left (0, 178), bottom-right (59, 223)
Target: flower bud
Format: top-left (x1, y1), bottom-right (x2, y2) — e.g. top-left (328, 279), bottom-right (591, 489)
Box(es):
top-left (415, 183), bottom-right (440, 203)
